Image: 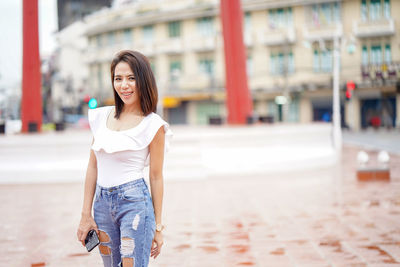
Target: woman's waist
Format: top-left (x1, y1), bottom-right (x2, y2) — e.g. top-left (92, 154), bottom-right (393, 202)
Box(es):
top-left (96, 177), bottom-right (146, 193)
top-left (96, 171), bottom-right (145, 188)
top-left (97, 164), bottom-right (145, 174)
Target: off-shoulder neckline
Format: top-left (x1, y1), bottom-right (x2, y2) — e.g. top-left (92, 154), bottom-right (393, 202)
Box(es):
top-left (104, 106), bottom-right (152, 133)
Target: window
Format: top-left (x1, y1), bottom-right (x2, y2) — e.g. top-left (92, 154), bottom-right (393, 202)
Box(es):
top-left (149, 59), bottom-right (156, 75)
top-left (321, 3), bottom-right (332, 24)
top-left (288, 52), bottom-right (294, 73)
top-left (143, 25), bottom-right (154, 43)
top-left (168, 21), bottom-right (181, 38)
top-left (197, 17), bottom-right (214, 36)
top-left (371, 45), bottom-right (382, 64)
top-left (313, 50), bottom-right (320, 72)
top-left (384, 44), bottom-right (391, 63)
top-left (199, 58), bottom-right (215, 76)
top-left (362, 44), bottom-right (391, 65)
top-left (269, 7), bottom-right (293, 29)
top-left (362, 46), bottom-right (369, 65)
top-left (270, 52), bottom-right (294, 75)
top-left (309, 2), bottom-right (340, 27)
top-left (96, 35), bottom-right (102, 48)
top-left (333, 2), bottom-right (340, 22)
top-left (123, 29), bottom-right (132, 44)
top-left (321, 50), bottom-right (332, 72)
top-left (97, 65), bottom-right (103, 89)
top-left (244, 12), bottom-right (251, 33)
top-left (361, 0), bottom-right (390, 21)
top-left (107, 32), bottom-right (115, 46)
top-left (313, 49), bottom-right (333, 73)
top-left (384, 0), bottom-right (390, 18)
top-left (370, 0), bottom-right (381, 21)
top-left (361, 0), bottom-right (368, 21)
top-left (169, 60), bottom-right (182, 81)
top-left (247, 55), bottom-right (253, 77)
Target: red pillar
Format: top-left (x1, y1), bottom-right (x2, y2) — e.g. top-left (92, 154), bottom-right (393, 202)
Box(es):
top-left (22, 0), bottom-right (42, 132)
top-left (220, 0), bottom-right (253, 124)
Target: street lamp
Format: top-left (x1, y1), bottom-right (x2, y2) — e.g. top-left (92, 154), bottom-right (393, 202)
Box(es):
top-left (332, 27), bottom-right (342, 153)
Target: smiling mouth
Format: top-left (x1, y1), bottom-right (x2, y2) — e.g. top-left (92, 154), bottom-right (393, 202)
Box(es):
top-left (122, 92), bottom-right (133, 96)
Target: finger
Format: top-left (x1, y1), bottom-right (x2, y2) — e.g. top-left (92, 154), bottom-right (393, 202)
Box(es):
top-left (82, 229), bottom-right (89, 239)
top-left (153, 244), bottom-right (161, 257)
top-left (78, 232), bottom-right (83, 242)
top-left (151, 241), bottom-right (156, 256)
top-left (77, 228), bottom-right (84, 237)
top-left (151, 245), bottom-right (158, 254)
top-left (79, 234), bottom-right (85, 246)
top-left (154, 250), bottom-right (160, 259)
top-left (151, 247), bottom-right (158, 257)
top-left (151, 249), bottom-right (157, 256)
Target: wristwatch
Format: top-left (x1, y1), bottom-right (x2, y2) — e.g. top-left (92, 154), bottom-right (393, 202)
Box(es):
top-left (156, 224), bottom-right (164, 232)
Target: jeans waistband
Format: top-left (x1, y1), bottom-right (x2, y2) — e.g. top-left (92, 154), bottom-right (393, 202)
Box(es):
top-left (96, 178), bottom-right (145, 193)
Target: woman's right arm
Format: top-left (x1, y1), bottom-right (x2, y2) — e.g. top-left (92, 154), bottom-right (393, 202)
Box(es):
top-left (77, 138), bottom-right (99, 246)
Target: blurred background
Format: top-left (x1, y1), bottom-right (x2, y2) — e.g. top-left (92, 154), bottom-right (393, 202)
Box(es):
top-left (1, 0), bottom-right (400, 266)
top-left (0, 0), bottom-right (399, 129)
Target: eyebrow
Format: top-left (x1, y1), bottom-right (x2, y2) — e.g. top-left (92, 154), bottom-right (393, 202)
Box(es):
top-left (114, 74), bottom-right (135, 77)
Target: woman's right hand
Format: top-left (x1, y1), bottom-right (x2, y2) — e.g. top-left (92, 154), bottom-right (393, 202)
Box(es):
top-left (77, 214), bottom-right (98, 246)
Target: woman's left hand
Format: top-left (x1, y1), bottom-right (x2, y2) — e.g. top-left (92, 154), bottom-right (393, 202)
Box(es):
top-left (151, 231), bottom-right (164, 259)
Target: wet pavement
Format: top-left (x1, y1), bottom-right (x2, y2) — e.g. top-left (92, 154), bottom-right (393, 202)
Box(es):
top-left (343, 128), bottom-right (400, 155)
top-left (0, 126), bottom-right (399, 267)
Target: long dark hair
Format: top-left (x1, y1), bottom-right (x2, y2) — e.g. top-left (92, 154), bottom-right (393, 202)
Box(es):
top-left (110, 50), bottom-right (158, 118)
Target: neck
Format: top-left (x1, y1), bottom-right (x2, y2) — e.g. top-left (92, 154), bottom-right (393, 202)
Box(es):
top-left (121, 103), bottom-right (143, 116)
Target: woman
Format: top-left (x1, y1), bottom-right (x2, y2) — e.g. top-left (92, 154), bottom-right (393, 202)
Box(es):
top-left (77, 50), bottom-right (172, 267)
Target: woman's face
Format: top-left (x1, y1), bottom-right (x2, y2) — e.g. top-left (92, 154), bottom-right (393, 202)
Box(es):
top-left (113, 61), bottom-right (140, 108)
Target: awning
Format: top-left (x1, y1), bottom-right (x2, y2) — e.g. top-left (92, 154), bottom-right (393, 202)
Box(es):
top-left (163, 92), bottom-right (214, 108)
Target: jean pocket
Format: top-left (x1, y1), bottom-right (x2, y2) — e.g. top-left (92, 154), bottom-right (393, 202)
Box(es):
top-left (122, 187), bottom-right (145, 202)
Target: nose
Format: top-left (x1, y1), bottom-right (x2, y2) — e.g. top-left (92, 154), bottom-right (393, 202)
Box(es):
top-left (121, 78), bottom-right (129, 88)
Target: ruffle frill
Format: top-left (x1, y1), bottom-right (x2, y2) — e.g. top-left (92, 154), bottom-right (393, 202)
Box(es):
top-left (88, 106), bottom-right (172, 166)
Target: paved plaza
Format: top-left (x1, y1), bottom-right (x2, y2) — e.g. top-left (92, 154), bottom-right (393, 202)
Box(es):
top-left (0, 124), bottom-right (399, 267)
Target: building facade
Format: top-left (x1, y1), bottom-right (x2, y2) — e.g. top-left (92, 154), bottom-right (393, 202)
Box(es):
top-left (81, 0), bottom-right (399, 129)
top-left (57, 0), bottom-right (112, 31)
top-left (53, 20), bottom-right (89, 120)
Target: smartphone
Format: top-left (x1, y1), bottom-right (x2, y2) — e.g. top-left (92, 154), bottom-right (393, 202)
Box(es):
top-left (85, 229), bottom-right (100, 252)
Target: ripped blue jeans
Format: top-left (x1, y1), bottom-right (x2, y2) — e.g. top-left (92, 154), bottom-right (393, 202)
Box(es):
top-left (93, 178), bottom-right (156, 267)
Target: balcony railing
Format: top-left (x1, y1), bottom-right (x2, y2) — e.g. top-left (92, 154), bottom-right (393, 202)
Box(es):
top-left (303, 24), bottom-right (342, 41)
top-left (189, 35), bottom-right (217, 52)
top-left (166, 74), bottom-right (223, 93)
top-left (260, 27), bottom-right (296, 46)
top-left (353, 18), bottom-right (395, 38)
top-left (133, 41), bottom-right (156, 57)
top-left (156, 38), bottom-right (183, 54)
top-left (361, 62), bottom-right (400, 81)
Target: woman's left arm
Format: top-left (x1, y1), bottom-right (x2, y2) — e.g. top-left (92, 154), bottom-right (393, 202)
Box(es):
top-left (149, 126), bottom-right (165, 258)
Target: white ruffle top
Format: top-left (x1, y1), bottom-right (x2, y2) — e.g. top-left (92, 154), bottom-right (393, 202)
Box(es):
top-left (88, 105), bottom-right (173, 187)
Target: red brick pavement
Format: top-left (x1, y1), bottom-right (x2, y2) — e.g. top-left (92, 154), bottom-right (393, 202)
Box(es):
top-left (1, 145), bottom-right (400, 267)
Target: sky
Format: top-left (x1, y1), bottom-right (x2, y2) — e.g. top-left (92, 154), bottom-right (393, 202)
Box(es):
top-left (0, 0), bottom-right (57, 89)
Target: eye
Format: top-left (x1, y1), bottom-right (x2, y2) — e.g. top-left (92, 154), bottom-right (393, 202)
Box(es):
top-left (129, 77), bottom-right (135, 81)
top-left (114, 77), bottom-right (121, 81)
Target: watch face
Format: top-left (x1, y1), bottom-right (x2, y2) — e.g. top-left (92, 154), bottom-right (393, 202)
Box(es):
top-left (156, 224), bottom-right (162, 231)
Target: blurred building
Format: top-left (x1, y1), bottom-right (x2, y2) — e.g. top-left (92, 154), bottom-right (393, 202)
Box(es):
top-left (57, 0), bottom-right (112, 31)
top-left (53, 20), bottom-right (89, 120)
top-left (63, 0), bottom-right (399, 128)
top-left (53, 0), bottom-right (115, 121)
